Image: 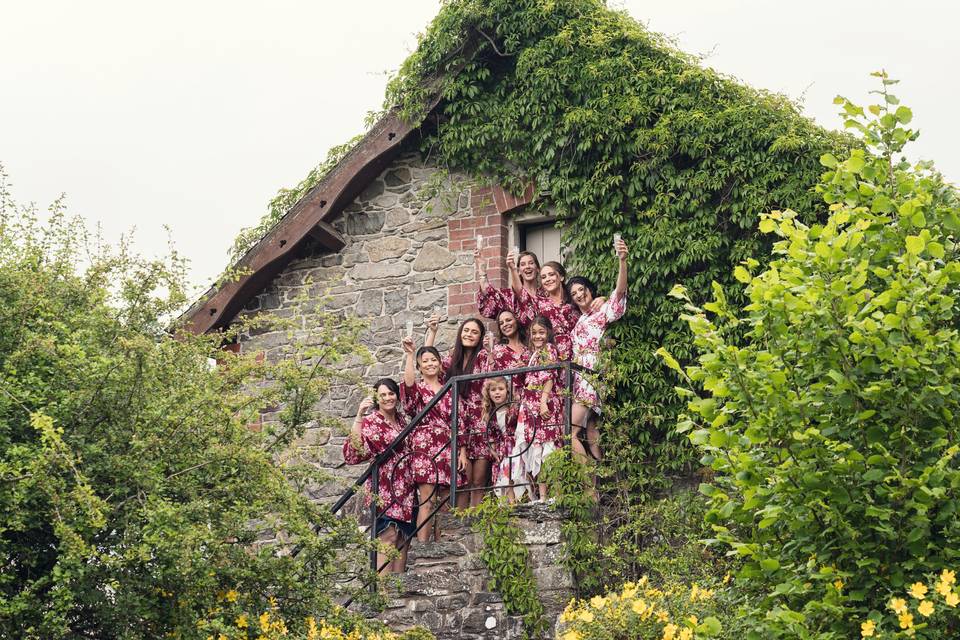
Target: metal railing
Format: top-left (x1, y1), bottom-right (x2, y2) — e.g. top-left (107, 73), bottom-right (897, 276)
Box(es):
top-left (328, 360), bottom-right (588, 603)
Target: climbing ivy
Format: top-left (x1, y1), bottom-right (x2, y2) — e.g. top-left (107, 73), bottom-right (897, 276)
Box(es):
top-left (467, 498), bottom-right (548, 639)
top-left (385, 0), bottom-right (851, 498)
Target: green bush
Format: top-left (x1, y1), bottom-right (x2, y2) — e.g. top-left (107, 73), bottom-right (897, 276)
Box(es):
top-left (0, 169), bottom-right (380, 639)
top-left (666, 75), bottom-right (960, 638)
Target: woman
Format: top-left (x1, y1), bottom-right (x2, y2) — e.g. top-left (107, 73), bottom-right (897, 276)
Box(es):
top-left (513, 259), bottom-right (581, 361)
top-left (474, 247), bottom-right (541, 319)
top-left (488, 308), bottom-right (530, 401)
top-left (426, 315), bottom-right (492, 508)
top-left (342, 378), bottom-right (415, 573)
top-left (400, 338), bottom-right (459, 542)
top-left (567, 236), bottom-right (629, 463)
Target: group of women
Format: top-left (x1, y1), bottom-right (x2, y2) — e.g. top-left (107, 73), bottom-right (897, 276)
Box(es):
top-left (342, 237), bottom-right (630, 572)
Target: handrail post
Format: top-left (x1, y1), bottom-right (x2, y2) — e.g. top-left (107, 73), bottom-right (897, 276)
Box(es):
top-left (369, 461), bottom-right (379, 591)
top-left (449, 383), bottom-right (460, 508)
top-left (564, 360), bottom-right (574, 441)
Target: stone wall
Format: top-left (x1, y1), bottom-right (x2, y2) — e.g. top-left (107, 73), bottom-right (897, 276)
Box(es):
top-left (235, 150), bottom-right (523, 503)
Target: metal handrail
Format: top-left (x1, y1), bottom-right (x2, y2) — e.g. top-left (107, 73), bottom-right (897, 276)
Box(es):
top-left (321, 359), bottom-right (590, 603)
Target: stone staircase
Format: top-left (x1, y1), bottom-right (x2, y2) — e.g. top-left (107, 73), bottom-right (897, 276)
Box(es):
top-left (370, 503), bottom-right (573, 640)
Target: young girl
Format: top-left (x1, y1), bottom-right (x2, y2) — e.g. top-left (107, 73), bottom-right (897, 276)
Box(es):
top-left (511, 315), bottom-right (564, 502)
top-left (342, 378), bottom-right (415, 573)
top-left (426, 315), bottom-right (492, 508)
top-left (481, 376), bottom-right (520, 502)
top-left (400, 337), bottom-right (460, 542)
top-left (567, 237), bottom-right (629, 464)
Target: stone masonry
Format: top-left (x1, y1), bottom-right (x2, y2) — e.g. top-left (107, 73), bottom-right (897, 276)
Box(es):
top-left (233, 149), bottom-right (571, 635)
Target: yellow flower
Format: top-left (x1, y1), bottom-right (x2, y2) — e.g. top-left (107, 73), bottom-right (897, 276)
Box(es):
top-left (690, 585), bottom-right (700, 601)
top-left (639, 575), bottom-right (650, 587)
top-left (917, 600), bottom-right (934, 617)
top-left (622, 583), bottom-right (638, 599)
top-left (224, 589), bottom-right (238, 603)
top-left (236, 614), bottom-right (249, 629)
top-left (947, 592), bottom-right (960, 607)
top-left (656, 609), bottom-right (669, 623)
top-left (833, 579), bottom-right (843, 591)
top-left (937, 580), bottom-right (952, 596)
top-left (909, 582), bottom-right (928, 599)
top-left (561, 631), bottom-right (581, 640)
top-left (662, 623), bottom-right (678, 640)
top-left (942, 569), bottom-right (957, 586)
top-left (889, 597), bottom-right (908, 614)
top-left (860, 619), bottom-right (876, 637)
top-left (688, 615), bottom-right (698, 626)
top-left (259, 612), bottom-right (270, 631)
top-left (678, 629), bottom-right (693, 640)
top-left (631, 599), bottom-right (648, 615)
top-left (898, 612), bottom-right (914, 629)
top-left (590, 595), bottom-right (608, 609)
top-left (578, 610), bottom-right (594, 623)
top-left (722, 573), bottom-right (731, 585)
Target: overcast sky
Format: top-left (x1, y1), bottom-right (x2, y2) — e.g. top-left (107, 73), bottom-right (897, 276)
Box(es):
top-left (2, 1), bottom-right (957, 293)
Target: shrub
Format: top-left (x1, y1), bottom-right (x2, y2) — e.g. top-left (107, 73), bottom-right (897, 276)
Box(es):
top-left (665, 75), bottom-right (960, 637)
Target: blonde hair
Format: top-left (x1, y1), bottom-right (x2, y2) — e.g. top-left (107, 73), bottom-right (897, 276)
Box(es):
top-left (480, 376), bottom-right (510, 425)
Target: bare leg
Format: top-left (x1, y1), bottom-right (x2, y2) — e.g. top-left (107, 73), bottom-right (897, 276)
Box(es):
top-left (378, 526), bottom-right (399, 574)
top-left (456, 461), bottom-right (471, 509)
top-left (538, 481), bottom-right (548, 502)
top-left (416, 484), bottom-right (435, 543)
top-left (570, 403), bottom-right (591, 463)
top-left (470, 459), bottom-right (490, 507)
top-left (434, 487), bottom-right (450, 541)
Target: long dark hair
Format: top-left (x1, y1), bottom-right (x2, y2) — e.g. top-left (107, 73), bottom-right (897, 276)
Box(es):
top-left (447, 318), bottom-right (486, 392)
top-left (542, 260), bottom-right (571, 304)
top-left (495, 309), bottom-right (525, 344)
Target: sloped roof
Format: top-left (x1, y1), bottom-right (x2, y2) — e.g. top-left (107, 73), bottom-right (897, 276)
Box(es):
top-left (181, 100), bottom-right (439, 335)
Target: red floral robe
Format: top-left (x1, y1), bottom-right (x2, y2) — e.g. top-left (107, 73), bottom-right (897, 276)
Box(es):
top-left (571, 289), bottom-right (627, 411)
top-left (476, 283), bottom-right (516, 319)
top-left (518, 344), bottom-right (564, 447)
top-left (442, 349), bottom-right (495, 461)
top-left (342, 411), bottom-right (415, 523)
top-left (489, 342), bottom-right (531, 402)
top-left (401, 380), bottom-right (456, 486)
top-left (515, 287), bottom-right (581, 361)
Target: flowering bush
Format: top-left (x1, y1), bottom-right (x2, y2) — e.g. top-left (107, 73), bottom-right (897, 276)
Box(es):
top-left (854, 570), bottom-right (960, 638)
top-left (194, 594), bottom-right (433, 640)
top-left (556, 577), bottom-right (728, 640)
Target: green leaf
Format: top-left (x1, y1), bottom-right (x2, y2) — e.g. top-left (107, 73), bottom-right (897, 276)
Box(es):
top-left (758, 218), bottom-right (776, 233)
top-left (895, 105), bottom-right (913, 124)
top-left (905, 235), bottom-right (925, 255)
top-left (733, 266), bottom-right (752, 283)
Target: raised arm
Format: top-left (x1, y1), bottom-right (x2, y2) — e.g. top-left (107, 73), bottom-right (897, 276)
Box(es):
top-left (424, 312), bottom-right (439, 347)
top-left (402, 336), bottom-right (416, 388)
top-left (614, 238), bottom-right (629, 300)
top-left (506, 247), bottom-right (522, 295)
top-left (474, 247), bottom-right (487, 293)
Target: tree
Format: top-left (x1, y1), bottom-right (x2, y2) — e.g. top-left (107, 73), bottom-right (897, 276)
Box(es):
top-left (0, 167), bottom-right (382, 639)
top-left (666, 74), bottom-right (960, 638)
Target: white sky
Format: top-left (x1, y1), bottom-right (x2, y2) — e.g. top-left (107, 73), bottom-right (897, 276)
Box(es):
top-left (2, 1), bottom-right (957, 294)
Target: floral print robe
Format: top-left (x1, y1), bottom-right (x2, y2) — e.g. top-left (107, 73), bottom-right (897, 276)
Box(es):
top-left (489, 342), bottom-right (531, 402)
top-left (515, 287), bottom-right (580, 361)
top-left (571, 289), bottom-right (627, 411)
top-left (342, 410), bottom-right (415, 523)
top-left (476, 283), bottom-right (516, 319)
top-left (442, 349), bottom-right (495, 461)
top-left (401, 380), bottom-right (456, 486)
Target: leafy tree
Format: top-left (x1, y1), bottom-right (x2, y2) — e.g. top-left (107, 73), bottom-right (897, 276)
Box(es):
top-left (666, 75), bottom-right (960, 638)
top-left (0, 168), bottom-right (380, 639)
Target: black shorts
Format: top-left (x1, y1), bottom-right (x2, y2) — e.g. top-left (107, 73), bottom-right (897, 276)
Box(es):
top-left (374, 515), bottom-right (416, 540)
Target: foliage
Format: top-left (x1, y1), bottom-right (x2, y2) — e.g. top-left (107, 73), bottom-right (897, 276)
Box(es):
top-left (384, 0), bottom-right (849, 504)
top-left (0, 168), bottom-right (382, 639)
top-left (193, 594), bottom-right (434, 640)
top-left (541, 447), bottom-right (604, 595)
top-left (665, 77), bottom-right (960, 638)
top-left (467, 496), bottom-right (547, 639)
top-left (851, 569), bottom-right (960, 639)
top-left (556, 576), bottom-right (730, 640)
top-left (226, 134), bottom-right (364, 269)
